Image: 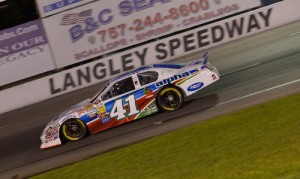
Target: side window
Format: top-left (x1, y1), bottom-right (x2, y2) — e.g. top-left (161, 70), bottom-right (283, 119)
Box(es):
top-left (137, 71), bottom-right (159, 86)
top-left (102, 77), bottom-right (135, 100)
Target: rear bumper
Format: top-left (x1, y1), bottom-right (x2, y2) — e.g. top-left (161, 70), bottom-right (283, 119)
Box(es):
top-left (209, 64), bottom-right (220, 80)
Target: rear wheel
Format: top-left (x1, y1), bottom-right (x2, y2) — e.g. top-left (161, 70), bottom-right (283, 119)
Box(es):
top-left (157, 86), bottom-right (183, 112)
top-left (61, 119), bottom-right (87, 141)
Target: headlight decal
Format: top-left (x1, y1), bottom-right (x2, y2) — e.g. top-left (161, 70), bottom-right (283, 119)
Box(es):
top-left (44, 123), bottom-right (60, 142)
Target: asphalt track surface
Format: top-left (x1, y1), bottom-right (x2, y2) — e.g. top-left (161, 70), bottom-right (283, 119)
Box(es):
top-left (1, 20), bottom-right (300, 178)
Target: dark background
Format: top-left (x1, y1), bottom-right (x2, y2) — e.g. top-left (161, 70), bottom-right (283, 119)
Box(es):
top-left (261, 0), bottom-right (283, 6)
top-left (0, 0), bottom-right (38, 30)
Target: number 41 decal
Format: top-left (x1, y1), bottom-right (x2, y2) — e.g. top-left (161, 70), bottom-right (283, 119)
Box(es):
top-left (110, 95), bottom-right (139, 120)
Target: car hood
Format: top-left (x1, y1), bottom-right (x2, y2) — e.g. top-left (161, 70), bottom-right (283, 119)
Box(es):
top-left (50, 99), bottom-right (91, 124)
top-left (63, 99), bottom-right (91, 115)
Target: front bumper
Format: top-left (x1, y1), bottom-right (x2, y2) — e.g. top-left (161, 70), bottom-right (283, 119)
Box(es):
top-left (40, 137), bottom-right (62, 149)
top-left (40, 122), bottom-right (62, 149)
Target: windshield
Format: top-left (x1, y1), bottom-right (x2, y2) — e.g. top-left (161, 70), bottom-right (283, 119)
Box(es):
top-left (90, 83), bottom-right (109, 103)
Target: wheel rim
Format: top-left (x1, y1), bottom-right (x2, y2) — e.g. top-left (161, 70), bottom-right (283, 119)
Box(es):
top-left (160, 90), bottom-right (181, 109)
top-left (65, 120), bottom-right (84, 139)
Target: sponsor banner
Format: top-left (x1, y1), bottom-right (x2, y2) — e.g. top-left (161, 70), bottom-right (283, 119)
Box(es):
top-left (0, 20), bottom-right (55, 86)
top-left (43, 0), bottom-right (261, 68)
top-left (35, 0), bottom-right (96, 18)
top-left (1, 0), bottom-right (300, 114)
top-left (48, 5), bottom-right (273, 95)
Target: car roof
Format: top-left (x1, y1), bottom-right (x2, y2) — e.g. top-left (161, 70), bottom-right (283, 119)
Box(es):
top-left (109, 63), bottom-right (184, 84)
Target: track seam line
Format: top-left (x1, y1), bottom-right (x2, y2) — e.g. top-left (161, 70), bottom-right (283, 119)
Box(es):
top-left (0, 123), bottom-right (13, 129)
top-left (218, 78), bottom-right (300, 105)
top-left (222, 63), bottom-right (260, 76)
top-left (290, 31), bottom-right (300, 36)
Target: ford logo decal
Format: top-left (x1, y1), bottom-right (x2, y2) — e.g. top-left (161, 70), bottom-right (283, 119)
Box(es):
top-left (187, 82), bottom-right (204, 91)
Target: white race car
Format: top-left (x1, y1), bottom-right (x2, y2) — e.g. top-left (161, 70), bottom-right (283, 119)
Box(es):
top-left (40, 52), bottom-right (220, 149)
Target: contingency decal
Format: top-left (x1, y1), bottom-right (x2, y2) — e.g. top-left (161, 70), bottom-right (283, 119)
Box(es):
top-left (136, 99), bottom-right (158, 119)
top-left (97, 105), bottom-right (110, 123)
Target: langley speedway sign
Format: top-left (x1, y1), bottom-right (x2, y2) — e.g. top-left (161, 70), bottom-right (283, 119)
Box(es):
top-left (43, 0), bottom-right (261, 68)
top-left (49, 8), bottom-right (272, 95)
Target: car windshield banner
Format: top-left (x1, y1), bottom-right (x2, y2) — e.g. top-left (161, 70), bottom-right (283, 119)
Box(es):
top-left (42, 0), bottom-right (261, 68)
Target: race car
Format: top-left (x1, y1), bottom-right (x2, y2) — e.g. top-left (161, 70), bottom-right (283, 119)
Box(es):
top-left (40, 52), bottom-right (220, 149)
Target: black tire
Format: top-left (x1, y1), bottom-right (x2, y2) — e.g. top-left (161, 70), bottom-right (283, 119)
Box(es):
top-left (156, 86), bottom-right (184, 112)
top-left (61, 119), bottom-right (87, 141)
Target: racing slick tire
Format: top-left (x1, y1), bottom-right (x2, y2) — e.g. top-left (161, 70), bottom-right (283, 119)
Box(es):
top-left (157, 86), bottom-right (184, 112)
top-left (61, 119), bottom-right (87, 141)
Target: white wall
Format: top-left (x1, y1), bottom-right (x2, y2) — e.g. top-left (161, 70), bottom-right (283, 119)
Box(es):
top-left (1, 0), bottom-right (300, 114)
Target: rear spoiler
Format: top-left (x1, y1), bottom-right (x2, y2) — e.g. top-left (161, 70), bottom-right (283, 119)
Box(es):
top-left (203, 52), bottom-right (208, 65)
top-left (184, 52), bottom-right (209, 67)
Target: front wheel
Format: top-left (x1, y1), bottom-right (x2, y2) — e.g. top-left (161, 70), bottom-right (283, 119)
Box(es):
top-left (61, 119), bottom-right (87, 141)
top-left (157, 86), bottom-right (184, 112)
